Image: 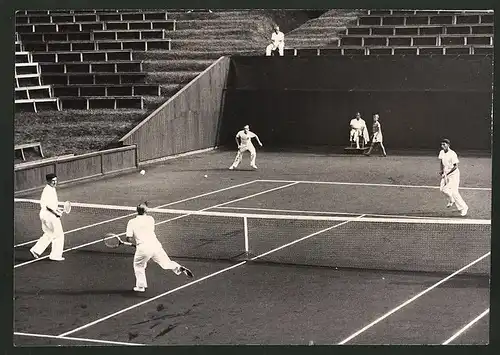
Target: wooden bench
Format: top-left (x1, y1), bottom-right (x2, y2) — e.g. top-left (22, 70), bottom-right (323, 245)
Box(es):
top-left (92, 29), bottom-right (167, 41)
top-left (343, 24), bottom-right (494, 36)
top-left (15, 142), bottom-right (45, 161)
top-left (15, 98), bottom-right (61, 112)
top-left (16, 73), bottom-right (42, 88)
top-left (32, 50), bottom-right (133, 63)
top-left (15, 62), bottom-right (40, 76)
top-left (105, 20), bottom-right (176, 31)
top-left (18, 31), bottom-right (93, 42)
top-left (357, 13), bottom-right (493, 26)
top-left (53, 83), bottom-right (161, 97)
top-left (15, 85), bottom-right (53, 100)
top-left (22, 39), bottom-right (172, 52)
top-left (367, 9), bottom-right (493, 15)
top-left (15, 154), bottom-right (75, 168)
top-left (40, 61), bottom-right (143, 74)
top-left (286, 44), bottom-right (493, 57)
top-left (59, 96), bottom-right (144, 110)
top-left (16, 22), bottom-right (105, 33)
top-left (15, 52), bottom-right (32, 63)
top-left (42, 72), bottom-right (146, 85)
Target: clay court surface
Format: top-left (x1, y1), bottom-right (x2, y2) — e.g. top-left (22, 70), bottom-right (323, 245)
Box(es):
top-left (14, 149), bottom-right (491, 345)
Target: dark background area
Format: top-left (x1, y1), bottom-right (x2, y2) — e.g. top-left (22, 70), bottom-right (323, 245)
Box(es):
top-left (219, 55), bottom-right (493, 151)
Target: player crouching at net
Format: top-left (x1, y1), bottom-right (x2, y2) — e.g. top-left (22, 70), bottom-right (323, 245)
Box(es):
top-left (438, 138), bottom-right (468, 216)
top-left (126, 202), bottom-right (193, 292)
top-left (229, 124), bottom-right (263, 170)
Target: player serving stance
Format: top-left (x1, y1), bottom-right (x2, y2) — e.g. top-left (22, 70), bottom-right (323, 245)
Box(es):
top-left (438, 138), bottom-right (468, 216)
top-left (229, 124), bottom-right (263, 170)
top-left (125, 202), bottom-right (193, 292)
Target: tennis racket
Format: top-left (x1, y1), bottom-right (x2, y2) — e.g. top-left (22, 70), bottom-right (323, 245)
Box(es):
top-left (63, 201), bottom-right (71, 214)
top-left (439, 173), bottom-right (449, 191)
top-left (103, 233), bottom-right (133, 248)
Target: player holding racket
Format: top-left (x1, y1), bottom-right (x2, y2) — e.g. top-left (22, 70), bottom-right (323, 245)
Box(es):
top-left (125, 202), bottom-right (193, 292)
top-left (438, 138), bottom-right (468, 216)
top-left (229, 124), bottom-right (263, 170)
top-left (30, 173), bottom-right (66, 261)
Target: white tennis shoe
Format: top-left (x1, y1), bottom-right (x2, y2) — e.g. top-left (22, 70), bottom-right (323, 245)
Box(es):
top-left (30, 249), bottom-right (39, 259)
top-left (460, 207), bottom-right (469, 216)
top-left (133, 286), bottom-right (146, 292)
top-left (49, 256), bottom-right (65, 261)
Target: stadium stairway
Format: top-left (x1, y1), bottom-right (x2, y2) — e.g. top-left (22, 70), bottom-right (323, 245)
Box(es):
top-left (14, 9), bottom-right (317, 156)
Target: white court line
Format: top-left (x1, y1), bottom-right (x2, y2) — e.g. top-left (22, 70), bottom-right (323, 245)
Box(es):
top-left (251, 214), bottom-right (366, 261)
top-left (256, 179), bottom-right (491, 191)
top-left (442, 308), bottom-right (490, 345)
top-left (338, 252), bottom-right (491, 345)
top-left (59, 201), bottom-right (351, 338)
top-left (14, 182), bottom-right (299, 268)
top-left (14, 179), bottom-right (261, 248)
top-left (58, 261), bottom-right (247, 337)
top-left (14, 331), bottom-right (144, 346)
top-left (214, 206), bottom-right (489, 221)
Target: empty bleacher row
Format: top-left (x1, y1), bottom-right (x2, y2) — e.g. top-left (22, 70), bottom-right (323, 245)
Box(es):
top-left (15, 10), bottom-right (172, 112)
top-left (287, 10), bottom-right (494, 56)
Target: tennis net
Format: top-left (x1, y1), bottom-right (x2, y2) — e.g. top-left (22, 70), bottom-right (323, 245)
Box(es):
top-left (15, 199), bottom-right (491, 275)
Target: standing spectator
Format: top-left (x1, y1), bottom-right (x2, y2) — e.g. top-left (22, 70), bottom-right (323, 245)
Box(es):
top-left (229, 125), bottom-right (263, 170)
top-left (266, 25), bottom-right (285, 56)
top-left (365, 113), bottom-right (387, 157)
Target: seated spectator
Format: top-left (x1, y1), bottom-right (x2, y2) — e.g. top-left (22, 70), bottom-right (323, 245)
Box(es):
top-left (266, 25), bottom-right (285, 56)
top-left (349, 112), bottom-right (369, 149)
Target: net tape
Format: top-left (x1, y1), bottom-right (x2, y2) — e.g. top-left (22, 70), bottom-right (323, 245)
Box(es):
top-left (14, 198), bottom-right (491, 225)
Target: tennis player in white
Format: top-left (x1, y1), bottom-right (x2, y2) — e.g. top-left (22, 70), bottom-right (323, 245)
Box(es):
top-left (229, 124), bottom-right (263, 170)
top-left (365, 113), bottom-right (387, 157)
top-left (438, 138), bottom-right (468, 216)
top-left (126, 203), bottom-right (193, 292)
top-left (30, 173), bottom-right (65, 261)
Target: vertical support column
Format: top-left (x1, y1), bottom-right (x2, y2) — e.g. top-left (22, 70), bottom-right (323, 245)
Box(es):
top-left (244, 216), bottom-right (249, 255)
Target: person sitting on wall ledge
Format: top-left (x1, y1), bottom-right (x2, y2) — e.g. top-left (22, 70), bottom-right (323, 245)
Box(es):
top-left (266, 25), bottom-right (285, 56)
top-left (349, 112), bottom-right (369, 149)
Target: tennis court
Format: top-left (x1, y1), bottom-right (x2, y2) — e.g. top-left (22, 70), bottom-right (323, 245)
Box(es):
top-left (13, 149), bottom-right (491, 345)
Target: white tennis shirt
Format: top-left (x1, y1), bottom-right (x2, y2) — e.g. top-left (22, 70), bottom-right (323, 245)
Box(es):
top-left (350, 118), bottom-right (366, 130)
top-left (271, 31), bottom-right (284, 45)
top-left (438, 149), bottom-right (459, 175)
top-left (236, 130), bottom-right (256, 147)
top-left (126, 215), bottom-right (160, 246)
top-left (40, 184), bottom-right (59, 212)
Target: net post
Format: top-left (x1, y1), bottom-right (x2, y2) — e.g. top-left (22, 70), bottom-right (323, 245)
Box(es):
top-left (244, 216), bottom-right (249, 254)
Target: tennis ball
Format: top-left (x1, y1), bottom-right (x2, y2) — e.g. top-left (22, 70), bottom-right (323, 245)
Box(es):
top-left (140, 170), bottom-right (145, 175)
top-left (204, 174), bottom-right (208, 178)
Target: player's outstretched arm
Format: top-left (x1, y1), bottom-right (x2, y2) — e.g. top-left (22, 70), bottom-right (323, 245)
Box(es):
top-left (255, 135), bottom-right (263, 147)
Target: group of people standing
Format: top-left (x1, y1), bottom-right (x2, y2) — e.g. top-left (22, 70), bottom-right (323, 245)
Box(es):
top-left (349, 112), bottom-right (387, 157)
